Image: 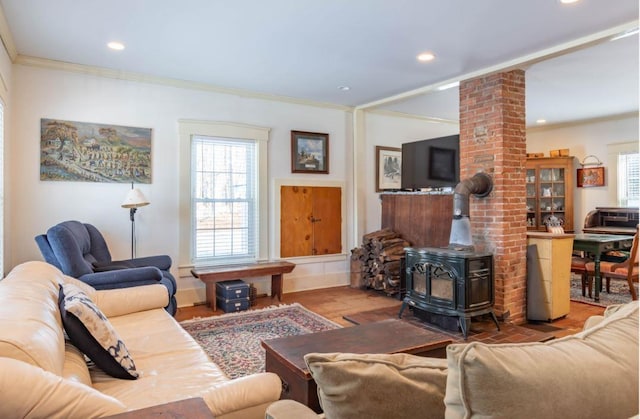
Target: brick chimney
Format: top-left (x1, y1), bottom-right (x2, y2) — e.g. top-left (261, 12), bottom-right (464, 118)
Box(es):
top-left (459, 70), bottom-right (527, 324)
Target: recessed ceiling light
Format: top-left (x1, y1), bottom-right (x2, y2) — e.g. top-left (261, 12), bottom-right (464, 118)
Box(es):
top-left (536, 119), bottom-right (547, 124)
top-left (338, 86), bottom-right (351, 91)
top-left (107, 41), bottom-right (125, 51)
top-left (416, 52), bottom-right (435, 62)
top-left (559, 0), bottom-right (580, 4)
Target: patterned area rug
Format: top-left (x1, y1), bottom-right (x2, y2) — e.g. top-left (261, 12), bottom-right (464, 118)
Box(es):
top-left (180, 303), bottom-right (340, 379)
top-left (570, 275), bottom-right (636, 307)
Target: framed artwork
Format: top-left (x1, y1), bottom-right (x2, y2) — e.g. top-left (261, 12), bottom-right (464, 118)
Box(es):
top-left (291, 130), bottom-right (329, 174)
top-left (577, 167), bottom-right (605, 187)
top-left (40, 118), bottom-right (152, 183)
top-left (375, 146), bottom-right (402, 192)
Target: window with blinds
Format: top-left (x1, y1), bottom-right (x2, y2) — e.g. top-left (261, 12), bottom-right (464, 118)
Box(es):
top-left (192, 136), bottom-right (257, 264)
top-left (618, 152), bottom-right (640, 207)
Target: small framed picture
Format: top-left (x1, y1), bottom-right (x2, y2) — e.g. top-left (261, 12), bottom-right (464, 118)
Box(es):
top-left (577, 167), bottom-right (605, 187)
top-left (375, 146), bottom-right (402, 192)
top-left (291, 130), bottom-right (329, 174)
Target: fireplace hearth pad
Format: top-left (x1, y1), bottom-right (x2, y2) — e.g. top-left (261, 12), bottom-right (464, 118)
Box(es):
top-left (399, 247), bottom-right (499, 339)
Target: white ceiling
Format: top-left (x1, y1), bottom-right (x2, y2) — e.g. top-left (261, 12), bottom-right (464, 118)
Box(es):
top-left (0, 0), bottom-right (637, 126)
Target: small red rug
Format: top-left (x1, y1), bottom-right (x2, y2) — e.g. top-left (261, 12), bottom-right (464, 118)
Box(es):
top-left (180, 303), bottom-right (339, 379)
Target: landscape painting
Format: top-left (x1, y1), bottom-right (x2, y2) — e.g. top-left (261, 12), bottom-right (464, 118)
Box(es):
top-left (40, 118), bottom-right (152, 183)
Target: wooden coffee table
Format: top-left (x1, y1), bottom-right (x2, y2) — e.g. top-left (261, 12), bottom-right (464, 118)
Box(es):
top-left (261, 319), bottom-right (452, 413)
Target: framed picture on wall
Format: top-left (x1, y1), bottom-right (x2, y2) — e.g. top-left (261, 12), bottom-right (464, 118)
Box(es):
top-left (375, 146), bottom-right (402, 191)
top-left (577, 167), bottom-right (605, 187)
top-left (291, 130), bottom-right (329, 174)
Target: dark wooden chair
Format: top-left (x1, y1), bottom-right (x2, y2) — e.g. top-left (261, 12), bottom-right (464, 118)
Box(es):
top-left (585, 227), bottom-right (639, 301)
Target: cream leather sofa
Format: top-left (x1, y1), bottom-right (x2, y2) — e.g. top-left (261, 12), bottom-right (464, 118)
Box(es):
top-left (266, 300), bottom-right (639, 419)
top-left (0, 261), bottom-right (282, 418)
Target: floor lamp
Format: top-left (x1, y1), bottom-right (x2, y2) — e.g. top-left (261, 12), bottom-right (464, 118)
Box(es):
top-left (121, 183), bottom-right (150, 259)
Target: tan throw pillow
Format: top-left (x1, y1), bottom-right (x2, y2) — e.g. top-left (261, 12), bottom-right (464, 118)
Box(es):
top-left (305, 352), bottom-right (448, 419)
top-left (445, 301), bottom-right (639, 419)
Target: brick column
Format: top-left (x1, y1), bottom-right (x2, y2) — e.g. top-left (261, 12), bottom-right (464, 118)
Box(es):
top-left (459, 70), bottom-right (527, 324)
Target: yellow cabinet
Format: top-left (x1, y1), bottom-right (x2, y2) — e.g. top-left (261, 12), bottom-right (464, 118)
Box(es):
top-left (526, 232), bottom-right (574, 321)
top-left (526, 156), bottom-right (575, 232)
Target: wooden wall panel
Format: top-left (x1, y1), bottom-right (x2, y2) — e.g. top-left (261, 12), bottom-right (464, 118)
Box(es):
top-left (380, 194), bottom-right (453, 248)
top-left (281, 186), bottom-right (313, 257)
top-left (281, 186), bottom-right (342, 257)
top-left (312, 187), bottom-right (342, 255)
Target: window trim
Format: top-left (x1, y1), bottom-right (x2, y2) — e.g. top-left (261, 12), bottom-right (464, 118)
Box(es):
top-left (607, 141), bottom-right (640, 206)
top-left (179, 120), bottom-right (269, 267)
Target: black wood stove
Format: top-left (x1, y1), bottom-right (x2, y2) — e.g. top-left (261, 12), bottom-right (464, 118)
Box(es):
top-left (398, 247), bottom-right (499, 338)
top-left (398, 172), bottom-right (499, 339)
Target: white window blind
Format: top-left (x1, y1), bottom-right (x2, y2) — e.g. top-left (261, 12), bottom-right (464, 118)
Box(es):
top-left (618, 151), bottom-right (640, 207)
top-left (191, 135), bottom-right (257, 264)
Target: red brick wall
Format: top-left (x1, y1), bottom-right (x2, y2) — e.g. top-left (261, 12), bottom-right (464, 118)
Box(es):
top-left (459, 70), bottom-right (527, 324)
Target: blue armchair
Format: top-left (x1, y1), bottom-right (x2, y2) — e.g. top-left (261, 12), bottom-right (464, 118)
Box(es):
top-left (35, 220), bottom-right (177, 315)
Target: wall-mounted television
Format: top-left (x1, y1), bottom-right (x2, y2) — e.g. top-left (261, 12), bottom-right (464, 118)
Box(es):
top-left (401, 134), bottom-right (460, 190)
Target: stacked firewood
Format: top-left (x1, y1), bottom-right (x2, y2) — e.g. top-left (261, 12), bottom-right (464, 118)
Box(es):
top-left (350, 228), bottom-right (411, 296)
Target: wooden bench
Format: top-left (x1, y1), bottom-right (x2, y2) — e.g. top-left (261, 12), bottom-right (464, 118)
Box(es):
top-left (191, 261), bottom-right (296, 312)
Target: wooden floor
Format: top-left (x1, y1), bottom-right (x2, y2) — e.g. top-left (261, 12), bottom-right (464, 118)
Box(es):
top-left (175, 286), bottom-right (605, 339)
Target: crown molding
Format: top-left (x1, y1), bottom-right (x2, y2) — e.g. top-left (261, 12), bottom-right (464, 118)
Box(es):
top-left (526, 111), bottom-right (639, 132)
top-left (0, 5), bottom-right (16, 61)
top-left (365, 108), bottom-right (459, 125)
top-left (14, 54), bottom-right (354, 112)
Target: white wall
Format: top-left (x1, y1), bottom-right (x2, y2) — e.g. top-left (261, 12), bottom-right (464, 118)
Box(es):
top-left (7, 62), bottom-right (638, 303)
top-left (361, 112), bottom-right (459, 234)
top-left (8, 64), bottom-right (354, 304)
top-left (0, 39), bottom-right (11, 276)
top-left (527, 114), bottom-right (639, 231)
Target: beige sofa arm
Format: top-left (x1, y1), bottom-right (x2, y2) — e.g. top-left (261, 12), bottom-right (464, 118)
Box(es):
top-left (203, 372), bottom-right (282, 417)
top-left (0, 357), bottom-right (126, 418)
top-left (62, 274), bottom-right (168, 317)
top-left (266, 399), bottom-right (320, 419)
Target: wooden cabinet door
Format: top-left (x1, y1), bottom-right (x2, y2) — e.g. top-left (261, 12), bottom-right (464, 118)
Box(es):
top-left (311, 187), bottom-right (342, 255)
top-left (280, 186), bottom-right (342, 257)
top-left (281, 186), bottom-right (313, 257)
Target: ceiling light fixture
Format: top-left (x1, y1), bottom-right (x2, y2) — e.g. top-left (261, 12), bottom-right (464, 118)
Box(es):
top-left (416, 52), bottom-right (435, 62)
top-left (107, 41), bottom-right (125, 51)
top-left (338, 86), bottom-right (351, 91)
top-left (559, 0), bottom-right (580, 4)
top-left (536, 119), bottom-right (547, 124)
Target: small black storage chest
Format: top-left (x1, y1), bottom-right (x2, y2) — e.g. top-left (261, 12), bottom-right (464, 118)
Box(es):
top-left (216, 279), bottom-right (250, 299)
top-left (215, 296), bottom-right (251, 313)
top-left (215, 279), bottom-right (250, 312)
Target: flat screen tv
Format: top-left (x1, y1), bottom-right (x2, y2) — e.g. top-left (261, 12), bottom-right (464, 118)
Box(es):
top-left (401, 134), bottom-right (460, 190)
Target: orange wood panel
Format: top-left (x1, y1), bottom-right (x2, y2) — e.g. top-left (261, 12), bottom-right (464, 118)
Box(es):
top-left (311, 187), bottom-right (342, 255)
top-left (281, 186), bottom-right (313, 257)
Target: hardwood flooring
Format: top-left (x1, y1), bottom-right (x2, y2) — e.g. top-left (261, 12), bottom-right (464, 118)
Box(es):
top-left (175, 286), bottom-right (605, 340)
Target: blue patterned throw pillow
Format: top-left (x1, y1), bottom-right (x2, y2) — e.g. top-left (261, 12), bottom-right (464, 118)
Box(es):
top-left (59, 283), bottom-right (138, 379)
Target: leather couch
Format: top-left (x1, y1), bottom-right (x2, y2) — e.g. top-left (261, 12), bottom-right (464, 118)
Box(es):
top-left (266, 301), bottom-right (639, 419)
top-left (0, 261), bottom-right (282, 418)
top-left (35, 220), bottom-right (178, 315)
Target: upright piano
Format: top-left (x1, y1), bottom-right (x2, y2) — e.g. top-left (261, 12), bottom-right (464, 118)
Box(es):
top-left (583, 207), bottom-right (639, 235)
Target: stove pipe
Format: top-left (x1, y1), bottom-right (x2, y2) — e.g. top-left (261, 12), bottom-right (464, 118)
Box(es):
top-left (448, 172), bottom-right (493, 251)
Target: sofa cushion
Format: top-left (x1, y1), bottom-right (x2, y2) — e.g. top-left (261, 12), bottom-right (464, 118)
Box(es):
top-left (445, 300), bottom-right (639, 419)
top-left (305, 352), bottom-right (448, 419)
top-left (0, 261), bottom-right (67, 375)
top-left (59, 283), bottom-right (138, 379)
top-left (0, 356), bottom-right (126, 418)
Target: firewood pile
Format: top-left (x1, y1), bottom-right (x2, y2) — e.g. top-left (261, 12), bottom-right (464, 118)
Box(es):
top-left (350, 228), bottom-right (411, 297)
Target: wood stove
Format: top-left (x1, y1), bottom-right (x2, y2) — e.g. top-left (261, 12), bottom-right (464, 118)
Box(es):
top-left (399, 246), bottom-right (499, 339)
